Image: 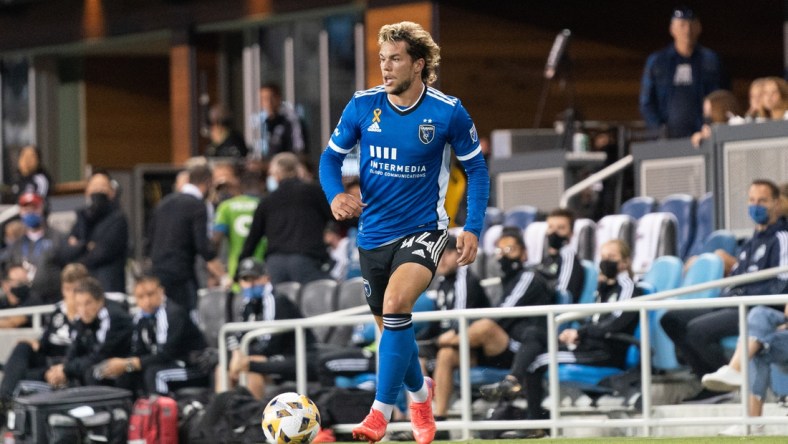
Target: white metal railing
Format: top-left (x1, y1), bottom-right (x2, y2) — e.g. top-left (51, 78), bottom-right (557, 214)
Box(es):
top-left (218, 265), bottom-right (788, 439)
top-left (0, 303), bottom-right (55, 329)
top-left (559, 154), bottom-right (633, 208)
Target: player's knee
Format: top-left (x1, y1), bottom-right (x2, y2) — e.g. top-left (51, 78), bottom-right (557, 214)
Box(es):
top-left (382, 293), bottom-right (414, 314)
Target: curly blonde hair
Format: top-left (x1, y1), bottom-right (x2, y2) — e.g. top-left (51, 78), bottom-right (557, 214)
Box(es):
top-left (378, 21), bottom-right (440, 85)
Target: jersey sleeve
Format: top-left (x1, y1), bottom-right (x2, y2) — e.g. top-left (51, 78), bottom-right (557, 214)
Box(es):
top-left (213, 201), bottom-right (230, 234)
top-left (448, 101), bottom-right (489, 238)
top-left (319, 97), bottom-right (361, 204)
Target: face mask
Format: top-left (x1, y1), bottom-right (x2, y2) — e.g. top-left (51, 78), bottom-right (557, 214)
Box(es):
top-left (242, 285), bottom-right (265, 300)
top-left (21, 213), bottom-right (42, 229)
top-left (266, 176), bottom-right (279, 193)
top-left (748, 204), bottom-right (770, 225)
top-left (10, 284), bottom-right (30, 302)
top-left (547, 233), bottom-right (568, 250)
top-left (141, 309), bottom-right (157, 319)
top-left (86, 192), bottom-right (111, 220)
top-left (599, 260), bottom-right (619, 280)
top-left (703, 116), bottom-right (713, 126)
top-left (498, 256), bottom-right (522, 278)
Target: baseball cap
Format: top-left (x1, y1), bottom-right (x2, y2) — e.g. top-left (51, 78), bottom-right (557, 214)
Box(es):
top-left (672, 6), bottom-right (696, 20)
top-left (18, 192), bottom-right (43, 207)
top-left (237, 258), bottom-right (266, 279)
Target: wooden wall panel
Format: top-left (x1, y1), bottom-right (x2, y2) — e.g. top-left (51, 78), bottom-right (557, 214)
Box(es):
top-left (170, 44), bottom-right (194, 165)
top-left (84, 56), bottom-right (171, 169)
top-left (365, 3), bottom-right (434, 89)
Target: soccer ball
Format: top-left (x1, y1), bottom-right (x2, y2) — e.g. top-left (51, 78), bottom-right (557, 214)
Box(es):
top-left (262, 392), bottom-right (321, 444)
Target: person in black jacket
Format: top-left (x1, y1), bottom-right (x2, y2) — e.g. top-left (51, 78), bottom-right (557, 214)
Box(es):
top-left (537, 208), bottom-right (584, 304)
top-left (95, 275), bottom-right (208, 396)
top-left (146, 163), bottom-right (224, 311)
top-left (479, 239), bottom-right (640, 438)
top-left (223, 258), bottom-right (317, 399)
top-left (239, 152), bottom-right (332, 285)
top-left (0, 264), bottom-right (88, 408)
top-left (432, 227), bottom-right (554, 419)
top-left (60, 171), bottom-right (129, 293)
top-left (45, 277), bottom-right (132, 387)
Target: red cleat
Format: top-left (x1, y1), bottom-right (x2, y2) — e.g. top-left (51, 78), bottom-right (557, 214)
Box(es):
top-left (352, 408), bottom-right (388, 443)
top-left (312, 427), bottom-right (336, 443)
top-left (410, 377), bottom-right (437, 444)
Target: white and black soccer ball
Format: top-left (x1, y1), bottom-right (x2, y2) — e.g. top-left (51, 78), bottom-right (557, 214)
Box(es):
top-left (261, 392), bottom-right (321, 444)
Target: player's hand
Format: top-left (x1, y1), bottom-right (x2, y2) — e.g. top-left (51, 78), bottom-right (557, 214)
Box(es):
top-left (456, 231), bottom-right (479, 266)
top-left (330, 193), bottom-right (365, 220)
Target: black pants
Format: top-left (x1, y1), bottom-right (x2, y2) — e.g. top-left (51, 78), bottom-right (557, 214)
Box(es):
top-left (265, 253), bottom-right (330, 287)
top-left (318, 347), bottom-right (376, 387)
top-left (660, 307), bottom-right (737, 377)
top-left (156, 273), bottom-right (198, 312)
top-left (1, 342), bottom-right (48, 399)
top-left (110, 363), bottom-right (209, 397)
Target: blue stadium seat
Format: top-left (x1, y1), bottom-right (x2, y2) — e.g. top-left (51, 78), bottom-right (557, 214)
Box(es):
top-left (483, 206), bottom-right (504, 235)
top-left (503, 205), bottom-right (538, 230)
top-left (578, 260), bottom-right (599, 305)
top-left (679, 252), bottom-right (724, 300)
top-left (640, 256), bottom-right (683, 371)
top-left (658, 194), bottom-right (697, 260)
top-left (620, 196), bottom-right (656, 220)
top-left (702, 230), bottom-right (738, 256)
top-left (687, 192), bottom-right (713, 257)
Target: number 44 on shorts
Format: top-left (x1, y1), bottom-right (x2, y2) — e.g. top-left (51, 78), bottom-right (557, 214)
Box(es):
top-left (400, 233), bottom-right (434, 251)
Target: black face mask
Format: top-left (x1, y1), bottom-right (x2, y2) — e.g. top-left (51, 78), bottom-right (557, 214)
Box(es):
top-left (703, 116), bottom-right (713, 126)
top-left (86, 192), bottom-right (111, 221)
top-left (599, 260), bottom-right (619, 280)
top-left (498, 256), bottom-right (522, 278)
top-left (10, 284), bottom-right (30, 303)
top-left (547, 233), bottom-right (568, 250)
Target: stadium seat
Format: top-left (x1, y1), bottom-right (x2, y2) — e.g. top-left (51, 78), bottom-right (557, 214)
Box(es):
top-left (299, 279), bottom-right (339, 343)
top-left (687, 192), bottom-right (713, 257)
top-left (658, 194), bottom-right (697, 259)
top-left (483, 206), bottom-right (504, 235)
top-left (502, 205), bottom-right (538, 230)
top-left (702, 230), bottom-right (738, 256)
top-left (620, 196), bottom-right (656, 220)
top-left (524, 221), bottom-right (548, 266)
top-left (571, 218), bottom-right (596, 262)
top-left (327, 277), bottom-right (366, 347)
top-left (594, 214), bottom-right (636, 265)
top-left (639, 256), bottom-right (683, 371)
top-left (679, 252), bottom-right (723, 300)
top-left (578, 260), bottom-right (599, 305)
top-left (197, 287), bottom-right (227, 347)
top-left (631, 212), bottom-right (678, 275)
top-left (274, 281), bottom-right (301, 306)
top-left (482, 224), bottom-right (504, 281)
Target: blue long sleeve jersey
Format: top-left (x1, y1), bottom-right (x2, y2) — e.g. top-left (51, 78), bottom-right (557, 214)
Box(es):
top-left (320, 85), bottom-right (489, 250)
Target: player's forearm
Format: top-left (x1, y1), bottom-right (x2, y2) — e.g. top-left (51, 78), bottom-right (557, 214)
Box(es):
top-left (461, 154), bottom-right (489, 237)
top-left (318, 148), bottom-right (346, 204)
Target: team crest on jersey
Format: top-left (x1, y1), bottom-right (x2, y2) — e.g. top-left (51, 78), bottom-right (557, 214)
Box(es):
top-left (469, 124), bottom-right (478, 143)
top-left (363, 279), bottom-right (372, 299)
top-left (418, 124), bottom-right (435, 144)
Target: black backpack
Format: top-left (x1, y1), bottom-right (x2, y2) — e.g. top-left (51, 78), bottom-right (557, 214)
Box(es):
top-left (186, 386), bottom-right (266, 444)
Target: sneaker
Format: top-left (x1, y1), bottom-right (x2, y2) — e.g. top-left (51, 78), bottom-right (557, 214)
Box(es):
top-left (479, 376), bottom-right (522, 402)
top-left (702, 365), bottom-right (742, 392)
top-left (410, 377), bottom-right (436, 444)
top-left (681, 389), bottom-right (735, 404)
top-left (499, 428), bottom-right (549, 439)
top-left (313, 427), bottom-right (337, 443)
top-left (719, 423), bottom-right (765, 436)
top-left (352, 409), bottom-right (388, 443)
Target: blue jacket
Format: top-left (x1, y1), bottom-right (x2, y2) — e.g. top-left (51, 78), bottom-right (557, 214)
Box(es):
top-left (639, 44), bottom-right (726, 137)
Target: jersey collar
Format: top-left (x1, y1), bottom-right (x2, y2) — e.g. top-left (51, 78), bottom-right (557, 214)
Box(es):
top-left (386, 83), bottom-right (426, 116)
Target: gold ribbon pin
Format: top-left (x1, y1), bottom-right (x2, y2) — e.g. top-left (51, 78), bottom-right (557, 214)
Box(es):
top-left (372, 108), bottom-right (382, 123)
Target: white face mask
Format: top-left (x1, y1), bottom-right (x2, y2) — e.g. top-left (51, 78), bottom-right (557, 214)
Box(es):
top-left (266, 176), bottom-right (279, 193)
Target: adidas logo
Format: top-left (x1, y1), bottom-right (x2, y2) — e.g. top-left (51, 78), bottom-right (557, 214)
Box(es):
top-left (367, 121), bottom-right (382, 132)
top-left (412, 249), bottom-right (425, 258)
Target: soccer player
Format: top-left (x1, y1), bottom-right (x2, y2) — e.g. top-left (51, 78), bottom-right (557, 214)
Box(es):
top-left (319, 21), bottom-right (489, 444)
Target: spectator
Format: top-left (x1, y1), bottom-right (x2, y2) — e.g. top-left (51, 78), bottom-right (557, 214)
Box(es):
top-left (0, 264), bottom-right (88, 406)
top-left (431, 228), bottom-right (553, 423)
top-left (4, 192), bottom-right (64, 304)
top-left (743, 78), bottom-right (768, 121)
top-left (93, 275), bottom-right (208, 396)
top-left (479, 239), bottom-right (641, 438)
top-left (11, 145), bottom-right (52, 203)
top-left (639, 7), bottom-right (727, 138)
top-left (60, 171), bottom-right (129, 293)
top-left (691, 90), bottom-right (742, 147)
top-left (146, 163), bottom-right (224, 311)
top-left (239, 152), bottom-right (332, 286)
top-left (760, 76), bottom-right (788, 120)
top-left (255, 83), bottom-right (307, 158)
top-left (0, 263), bottom-right (34, 328)
top-left (205, 104), bottom-right (248, 159)
top-left (222, 258), bottom-right (317, 399)
top-left (46, 277), bottom-right (132, 387)
top-left (324, 221), bottom-right (350, 282)
top-left (537, 208), bottom-right (584, 304)
top-left (661, 179), bottom-right (788, 403)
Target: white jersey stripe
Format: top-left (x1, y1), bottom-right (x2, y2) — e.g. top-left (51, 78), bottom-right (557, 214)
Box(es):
top-left (456, 146), bottom-right (482, 161)
top-left (329, 139), bottom-right (353, 154)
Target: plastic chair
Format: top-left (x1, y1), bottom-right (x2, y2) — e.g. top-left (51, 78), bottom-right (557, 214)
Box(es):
top-left (687, 192), bottom-right (713, 257)
top-left (327, 277), bottom-right (366, 347)
top-left (702, 230), bottom-right (738, 256)
top-left (631, 212), bottom-right (678, 275)
top-left (524, 221), bottom-right (548, 266)
top-left (658, 194), bottom-right (697, 260)
top-left (620, 196), bottom-right (656, 220)
top-left (274, 281), bottom-right (301, 306)
top-left (483, 207), bottom-right (504, 236)
top-left (578, 260), bottom-right (599, 305)
top-left (503, 205), bottom-right (538, 230)
top-left (639, 256), bottom-right (683, 371)
top-left (639, 256), bottom-right (683, 294)
top-left (299, 279), bottom-right (339, 343)
top-left (571, 218), bottom-right (596, 262)
top-left (680, 253), bottom-right (724, 300)
top-left (594, 214), bottom-right (636, 265)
